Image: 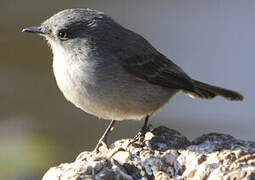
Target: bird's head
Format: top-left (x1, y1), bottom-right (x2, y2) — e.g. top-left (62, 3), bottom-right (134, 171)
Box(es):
top-left (22, 8), bottom-right (124, 54)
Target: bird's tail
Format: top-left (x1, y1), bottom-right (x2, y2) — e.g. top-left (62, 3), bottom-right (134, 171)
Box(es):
top-left (183, 80), bottom-right (244, 101)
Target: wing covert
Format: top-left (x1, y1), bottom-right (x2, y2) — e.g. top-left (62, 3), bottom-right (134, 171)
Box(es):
top-left (122, 52), bottom-right (195, 91)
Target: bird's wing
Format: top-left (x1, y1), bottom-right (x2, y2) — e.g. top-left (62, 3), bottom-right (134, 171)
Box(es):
top-left (121, 52), bottom-right (195, 91)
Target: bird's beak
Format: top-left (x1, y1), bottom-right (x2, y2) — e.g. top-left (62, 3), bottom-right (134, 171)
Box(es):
top-left (22, 26), bottom-right (44, 34)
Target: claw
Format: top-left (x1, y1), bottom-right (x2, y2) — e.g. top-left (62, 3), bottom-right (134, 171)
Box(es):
top-left (94, 136), bottom-right (109, 152)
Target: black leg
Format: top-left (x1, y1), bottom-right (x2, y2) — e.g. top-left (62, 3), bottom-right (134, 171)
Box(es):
top-left (141, 115), bottom-right (150, 133)
top-left (95, 120), bottom-right (116, 152)
top-left (128, 116), bottom-right (151, 147)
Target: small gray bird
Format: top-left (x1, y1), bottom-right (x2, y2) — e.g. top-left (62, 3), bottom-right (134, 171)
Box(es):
top-left (22, 8), bottom-right (243, 151)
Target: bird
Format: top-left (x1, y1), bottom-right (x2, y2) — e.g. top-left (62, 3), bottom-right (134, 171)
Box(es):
top-left (22, 8), bottom-right (243, 151)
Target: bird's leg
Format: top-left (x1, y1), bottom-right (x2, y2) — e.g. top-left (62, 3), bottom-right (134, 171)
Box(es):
top-left (94, 120), bottom-right (116, 152)
top-left (141, 115), bottom-right (150, 135)
top-left (111, 116), bottom-right (151, 156)
top-left (130, 116), bottom-right (151, 145)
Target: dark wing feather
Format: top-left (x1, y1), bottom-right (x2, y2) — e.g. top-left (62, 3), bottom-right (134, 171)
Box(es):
top-left (122, 52), bottom-right (196, 91)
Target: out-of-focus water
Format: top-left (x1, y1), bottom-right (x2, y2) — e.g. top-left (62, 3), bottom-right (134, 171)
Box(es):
top-left (1, 0), bottom-right (254, 179)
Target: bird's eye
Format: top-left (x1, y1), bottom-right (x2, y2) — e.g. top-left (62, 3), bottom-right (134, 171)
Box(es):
top-left (58, 31), bottom-right (68, 39)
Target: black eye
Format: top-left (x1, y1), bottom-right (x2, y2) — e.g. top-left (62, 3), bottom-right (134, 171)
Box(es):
top-left (58, 30), bottom-right (68, 39)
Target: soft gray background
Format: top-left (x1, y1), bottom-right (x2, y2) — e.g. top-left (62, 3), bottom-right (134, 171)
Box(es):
top-left (1, 0), bottom-right (254, 179)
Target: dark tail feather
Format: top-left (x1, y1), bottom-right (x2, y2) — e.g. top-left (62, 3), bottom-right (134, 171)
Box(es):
top-left (183, 80), bottom-right (244, 101)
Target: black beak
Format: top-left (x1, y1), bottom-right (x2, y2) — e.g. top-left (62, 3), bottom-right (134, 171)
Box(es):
top-left (22, 26), bottom-right (44, 34)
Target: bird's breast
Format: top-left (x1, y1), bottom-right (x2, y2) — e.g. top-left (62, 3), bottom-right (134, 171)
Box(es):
top-left (52, 48), bottom-right (175, 121)
top-left (52, 47), bottom-right (98, 107)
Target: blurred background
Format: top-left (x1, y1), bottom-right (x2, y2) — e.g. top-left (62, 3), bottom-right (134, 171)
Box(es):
top-left (1, 0), bottom-right (254, 179)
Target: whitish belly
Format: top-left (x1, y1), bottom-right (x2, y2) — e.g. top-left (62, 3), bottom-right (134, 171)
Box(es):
top-left (53, 54), bottom-right (175, 121)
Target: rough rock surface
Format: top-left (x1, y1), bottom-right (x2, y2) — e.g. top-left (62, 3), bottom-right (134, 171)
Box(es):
top-left (42, 126), bottom-right (255, 180)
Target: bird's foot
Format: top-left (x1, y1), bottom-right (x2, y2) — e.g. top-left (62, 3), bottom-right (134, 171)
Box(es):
top-left (86, 140), bottom-right (108, 161)
top-left (92, 120), bottom-right (116, 153)
top-left (129, 124), bottom-right (153, 146)
top-left (94, 137), bottom-right (109, 153)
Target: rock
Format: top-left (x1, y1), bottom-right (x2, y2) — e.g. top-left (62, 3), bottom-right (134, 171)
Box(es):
top-left (42, 126), bottom-right (255, 180)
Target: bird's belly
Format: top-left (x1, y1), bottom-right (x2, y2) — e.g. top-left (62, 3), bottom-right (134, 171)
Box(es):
top-left (60, 78), bottom-right (176, 121)
top-left (53, 58), bottom-right (176, 121)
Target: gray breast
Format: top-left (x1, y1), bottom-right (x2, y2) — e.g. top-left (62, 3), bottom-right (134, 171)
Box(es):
top-left (53, 51), bottom-right (176, 120)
